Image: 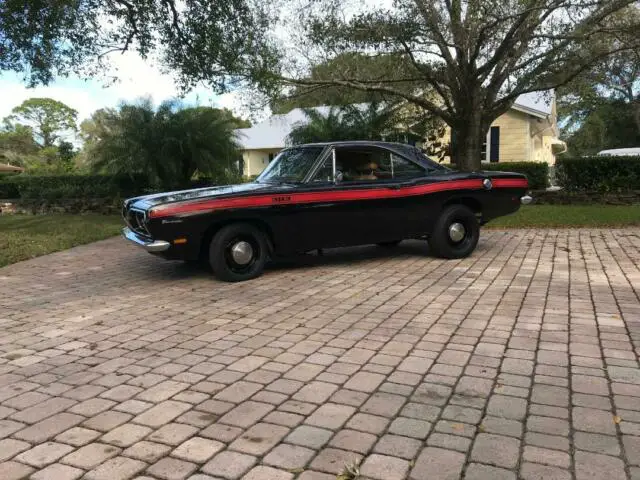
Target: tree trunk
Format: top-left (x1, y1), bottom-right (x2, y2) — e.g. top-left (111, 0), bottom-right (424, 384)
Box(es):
top-left (632, 99), bottom-right (640, 137)
top-left (450, 112), bottom-right (488, 171)
top-left (41, 129), bottom-right (54, 148)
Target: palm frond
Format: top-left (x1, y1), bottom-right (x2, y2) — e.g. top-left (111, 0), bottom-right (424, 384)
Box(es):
top-left (85, 97), bottom-right (241, 188)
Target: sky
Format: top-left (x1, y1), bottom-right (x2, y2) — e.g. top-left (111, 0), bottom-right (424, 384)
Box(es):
top-left (0, 49), bottom-right (243, 132)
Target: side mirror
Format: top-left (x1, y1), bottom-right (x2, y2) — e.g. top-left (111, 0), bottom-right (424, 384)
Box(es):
top-left (334, 170), bottom-right (344, 183)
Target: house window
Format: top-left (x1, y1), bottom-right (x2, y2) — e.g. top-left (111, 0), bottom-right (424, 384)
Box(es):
top-left (268, 153), bottom-right (275, 163)
top-left (480, 139), bottom-right (487, 160)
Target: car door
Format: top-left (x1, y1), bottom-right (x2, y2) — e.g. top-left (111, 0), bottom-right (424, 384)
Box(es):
top-left (299, 145), bottom-right (430, 248)
top-left (377, 149), bottom-right (435, 239)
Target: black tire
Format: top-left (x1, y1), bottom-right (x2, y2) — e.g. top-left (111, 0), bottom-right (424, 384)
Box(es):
top-left (377, 240), bottom-right (402, 247)
top-left (429, 205), bottom-right (479, 259)
top-left (209, 223), bottom-right (268, 282)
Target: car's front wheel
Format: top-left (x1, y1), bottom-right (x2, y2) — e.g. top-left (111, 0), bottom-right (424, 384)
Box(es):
top-left (209, 223), bottom-right (268, 282)
top-left (429, 205), bottom-right (479, 259)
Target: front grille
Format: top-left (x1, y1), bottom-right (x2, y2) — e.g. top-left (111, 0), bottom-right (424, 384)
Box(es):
top-left (123, 206), bottom-right (151, 237)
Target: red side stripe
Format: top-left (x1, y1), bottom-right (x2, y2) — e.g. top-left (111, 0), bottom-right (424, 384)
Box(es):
top-left (149, 177), bottom-right (528, 218)
top-left (492, 178), bottom-right (528, 188)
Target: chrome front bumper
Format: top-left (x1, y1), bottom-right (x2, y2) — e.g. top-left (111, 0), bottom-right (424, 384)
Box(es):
top-left (122, 227), bottom-right (171, 253)
top-left (521, 195), bottom-right (533, 205)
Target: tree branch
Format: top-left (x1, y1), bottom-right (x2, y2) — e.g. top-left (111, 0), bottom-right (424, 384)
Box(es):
top-left (397, 40), bottom-right (454, 112)
top-left (280, 75), bottom-right (454, 122)
top-left (411, 0), bottom-right (457, 74)
top-left (110, 0), bottom-right (140, 54)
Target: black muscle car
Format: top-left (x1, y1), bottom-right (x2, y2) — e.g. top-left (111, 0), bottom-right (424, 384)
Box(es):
top-left (122, 141), bottom-right (531, 282)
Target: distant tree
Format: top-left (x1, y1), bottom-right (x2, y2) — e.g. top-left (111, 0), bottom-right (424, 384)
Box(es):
top-left (85, 99), bottom-right (241, 188)
top-left (219, 108), bottom-right (251, 129)
top-left (593, 50), bottom-right (640, 135)
top-left (57, 141), bottom-right (76, 163)
top-left (5, 98), bottom-right (78, 147)
top-left (558, 12), bottom-right (640, 146)
top-left (0, 123), bottom-right (39, 156)
top-left (563, 99), bottom-right (640, 156)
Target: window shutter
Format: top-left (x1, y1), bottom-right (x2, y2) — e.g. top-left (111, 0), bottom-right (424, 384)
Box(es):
top-left (490, 126), bottom-right (500, 163)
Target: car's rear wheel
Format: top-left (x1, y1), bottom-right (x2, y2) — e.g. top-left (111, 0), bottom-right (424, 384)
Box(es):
top-left (377, 240), bottom-right (402, 247)
top-left (209, 223), bottom-right (268, 282)
top-left (429, 205), bottom-right (479, 259)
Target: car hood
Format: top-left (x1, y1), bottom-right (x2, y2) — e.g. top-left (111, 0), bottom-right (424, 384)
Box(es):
top-left (127, 182), bottom-right (289, 210)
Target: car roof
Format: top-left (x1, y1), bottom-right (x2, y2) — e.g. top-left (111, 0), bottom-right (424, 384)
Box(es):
top-left (597, 147), bottom-right (640, 156)
top-left (293, 140), bottom-right (429, 159)
top-left (291, 140), bottom-right (447, 170)
top-left (300, 140), bottom-right (414, 149)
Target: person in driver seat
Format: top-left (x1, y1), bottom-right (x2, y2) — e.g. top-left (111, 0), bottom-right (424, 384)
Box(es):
top-left (349, 155), bottom-right (378, 180)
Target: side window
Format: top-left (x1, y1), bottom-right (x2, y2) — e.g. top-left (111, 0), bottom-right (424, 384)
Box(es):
top-left (337, 148), bottom-right (387, 182)
top-left (389, 153), bottom-right (426, 178)
top-left (311, 155), bottom-right (333, 182)
top-left (311, 147), bottom-right (426, 183)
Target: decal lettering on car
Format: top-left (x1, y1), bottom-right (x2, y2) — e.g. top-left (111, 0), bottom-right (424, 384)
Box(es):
top-left (272, 196), bottom-right (292, 203)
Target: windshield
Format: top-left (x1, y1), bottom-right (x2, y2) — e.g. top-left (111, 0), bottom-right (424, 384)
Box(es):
top-left (256, 146), bottom-right (325, 183)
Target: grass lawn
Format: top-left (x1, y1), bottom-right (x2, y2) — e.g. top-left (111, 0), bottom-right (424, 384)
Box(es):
top-left (0, 214), bottom-right (122, 267)
top-left (488, 205), bottom-right (640, 228)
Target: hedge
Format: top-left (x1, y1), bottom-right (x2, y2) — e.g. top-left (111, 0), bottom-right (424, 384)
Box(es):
top-left (0, 173), bottom-right (248, 201)
top-left (442, 161), bottom-right (549, 190)
top-left (0, 174), bottom-right (155, 200)
top-left (556, 155), bottom-right (640, 193)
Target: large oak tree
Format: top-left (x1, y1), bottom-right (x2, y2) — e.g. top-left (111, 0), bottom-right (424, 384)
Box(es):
top-left (269, 1), bottom-right (640, 170)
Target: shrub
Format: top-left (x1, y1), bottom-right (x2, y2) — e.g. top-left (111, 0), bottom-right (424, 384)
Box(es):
top-left (556, 155), bottom-right (640, 192)
top-left (0, 172), bottom-right (243, 201)
top-left (0, 174), bottom-right (154, 200)
top-left (0, 176), bottom-right (20, 198)
top-left (442, 162), bottom-right (549, 190)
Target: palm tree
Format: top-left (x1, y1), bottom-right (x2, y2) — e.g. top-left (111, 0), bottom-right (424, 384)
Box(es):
top-left (286, 102), bottom-right (397, 145)
top-left (286, 107), bottom-right (353, 145)
top-left (86, 98), bottom-right (241, 188)
top-left (342, 103), bottom-right (397, 140)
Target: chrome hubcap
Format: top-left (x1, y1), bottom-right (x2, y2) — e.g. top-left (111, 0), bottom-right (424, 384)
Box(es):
top-left (448, 222), bottom-right (466, 242)
top-left (230, 241), bottom-right (253, 265)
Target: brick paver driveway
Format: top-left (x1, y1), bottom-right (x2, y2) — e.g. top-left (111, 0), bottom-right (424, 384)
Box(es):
top-left (1, 229), bottom-right (640, 480)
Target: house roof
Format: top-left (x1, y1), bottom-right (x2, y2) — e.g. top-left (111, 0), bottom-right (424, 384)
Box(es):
top-left (0, 163), bottom-right (24, 172)
top-left (235, 92), bottom-right (554, 150)
top-left (510, 91), bottom-right (554, 118)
